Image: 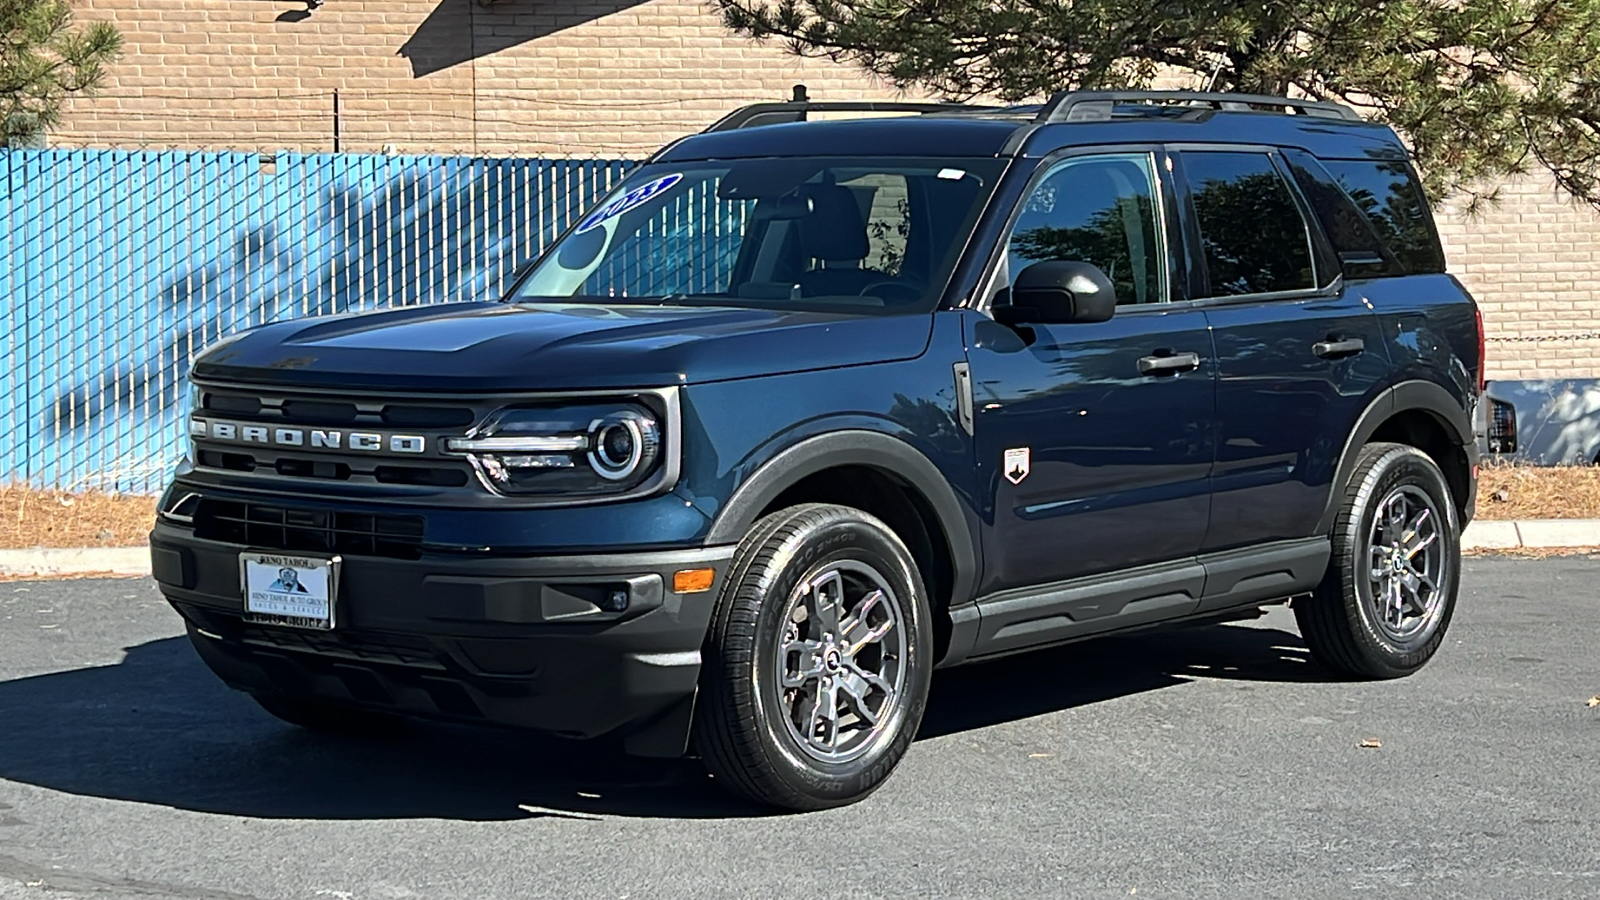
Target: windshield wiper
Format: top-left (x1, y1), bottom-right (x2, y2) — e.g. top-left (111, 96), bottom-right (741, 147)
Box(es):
top-left (655, 294), bottom-right (737, 307)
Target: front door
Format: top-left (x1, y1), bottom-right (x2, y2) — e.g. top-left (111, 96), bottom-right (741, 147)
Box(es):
top-left (965, 151), bottom-right (1217, 597)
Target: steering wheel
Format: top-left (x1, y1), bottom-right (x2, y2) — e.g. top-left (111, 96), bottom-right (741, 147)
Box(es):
top-left (859, 278), bottom-right (925, 304)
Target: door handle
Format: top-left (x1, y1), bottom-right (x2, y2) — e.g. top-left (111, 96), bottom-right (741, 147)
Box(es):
top-left (1137, 351), bottom-right (1202, 376)
top-left (1313, 337), bottom-right (1365, 359)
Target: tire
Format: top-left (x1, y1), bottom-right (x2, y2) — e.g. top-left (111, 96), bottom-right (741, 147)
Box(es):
top-left (692, 504), bottom-right (933, 810)
top-left (1296, 442), bottom-right (1461, 679)
top-left (250, 692), bottom-right (404, 736)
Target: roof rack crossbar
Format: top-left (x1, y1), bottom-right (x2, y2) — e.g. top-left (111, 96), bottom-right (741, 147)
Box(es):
top-left (1035, 90), bottom-right (1360, 123)
top-left (704, 100), bottom-right (1005, 133)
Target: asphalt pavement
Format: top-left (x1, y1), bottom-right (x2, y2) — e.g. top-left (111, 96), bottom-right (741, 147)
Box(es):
top-left (0, 557), bottom-right (1596, 899)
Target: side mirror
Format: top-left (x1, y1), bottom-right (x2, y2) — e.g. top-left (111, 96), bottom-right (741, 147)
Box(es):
top-left (995, 261), bottom-right (1117, 326)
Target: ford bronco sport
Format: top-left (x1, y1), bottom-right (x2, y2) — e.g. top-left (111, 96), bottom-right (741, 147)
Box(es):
top-left (152, 90), bottom-right (1482, 810)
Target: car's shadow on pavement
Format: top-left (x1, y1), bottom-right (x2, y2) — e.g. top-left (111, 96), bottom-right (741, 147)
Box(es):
top-left (0, 619), bottom-right (1323, 820)
top-left (920, 616), bottom-right (1327, 740)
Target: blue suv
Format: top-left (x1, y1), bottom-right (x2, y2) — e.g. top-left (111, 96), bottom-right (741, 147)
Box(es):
top-left (151, 90), bottom-right (1482, 810)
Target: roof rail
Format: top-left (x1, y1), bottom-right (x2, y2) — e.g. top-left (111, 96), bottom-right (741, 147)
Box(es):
top-left (1035, 90), bottom-right (1360, 123)
top-left (703, 84), bottom-right (1001, 133)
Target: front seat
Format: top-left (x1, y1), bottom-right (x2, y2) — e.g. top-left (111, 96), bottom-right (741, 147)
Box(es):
top-left (794, 184), bottom-right (882, 297)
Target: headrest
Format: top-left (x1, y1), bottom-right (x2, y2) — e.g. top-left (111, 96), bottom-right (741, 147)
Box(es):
top-left (797, 184), bottom-right (870, 262)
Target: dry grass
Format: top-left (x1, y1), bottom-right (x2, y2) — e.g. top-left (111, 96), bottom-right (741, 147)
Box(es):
top-left (0, 570), bottom-right (144, 583)
top-left (1476, 464), bottom-right (1600, 520)
top-left (1465, 546), bottom-right (1600, 559)
top-left (0, 462), bottom-right (1595, 550)
top-left (0, 485), bottom-right (157, 549)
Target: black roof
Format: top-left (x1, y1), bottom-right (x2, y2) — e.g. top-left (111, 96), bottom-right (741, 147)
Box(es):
top-left (656, 92), bottom-right (1409, 164)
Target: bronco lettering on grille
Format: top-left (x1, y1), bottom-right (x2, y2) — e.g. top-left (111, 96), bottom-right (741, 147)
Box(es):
top-left (190, 417), bottom-right (427, 454)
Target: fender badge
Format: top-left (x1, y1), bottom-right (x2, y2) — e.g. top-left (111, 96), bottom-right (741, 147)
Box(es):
top-left (1004, 447), bottom-right (1030, 485)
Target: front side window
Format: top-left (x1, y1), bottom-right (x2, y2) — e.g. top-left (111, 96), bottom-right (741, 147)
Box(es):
top-left (1184, 151), bottom-right (1316, 297)
top-left (1005, 153), bottom-right (1166, 305)
top-left (511, 157), bottom-right (1003, 313)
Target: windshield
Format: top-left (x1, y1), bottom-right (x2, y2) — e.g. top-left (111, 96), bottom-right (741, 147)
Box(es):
top-left (510, 157), bottom-right (1005, 313)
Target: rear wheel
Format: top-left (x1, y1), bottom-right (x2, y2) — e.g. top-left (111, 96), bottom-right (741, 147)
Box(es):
top-left (1296, 442), bottom-right (1461, 678)
top-left (693, 504), bottom-right (932, 810)
top-left (251, 692), bottom-right (404, 736)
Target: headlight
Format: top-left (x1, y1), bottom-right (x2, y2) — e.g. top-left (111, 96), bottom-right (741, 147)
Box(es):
top-left (445, 402), bottom-right (666, 497)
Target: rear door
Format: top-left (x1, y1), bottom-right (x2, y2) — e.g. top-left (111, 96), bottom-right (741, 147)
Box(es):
top-left (1175, 147), bottom-right (1390, 553)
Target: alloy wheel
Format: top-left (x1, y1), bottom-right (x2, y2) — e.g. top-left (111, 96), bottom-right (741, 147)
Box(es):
top-left (1365, 484), bottom-right (1448, 643)
top-left (774, 560), bottom-right (906, 763)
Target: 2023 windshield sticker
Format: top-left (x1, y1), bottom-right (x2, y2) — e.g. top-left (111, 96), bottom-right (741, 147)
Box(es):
top-left (575, 173), bottom-right (684, 234)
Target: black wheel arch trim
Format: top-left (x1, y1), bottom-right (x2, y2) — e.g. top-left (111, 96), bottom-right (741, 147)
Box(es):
top-left (704, 430), bottom-right (981, 620)
top-left (1318, 380), bottom-right (1477, 535)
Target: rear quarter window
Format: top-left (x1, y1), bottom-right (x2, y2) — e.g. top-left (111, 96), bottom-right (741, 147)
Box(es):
top-left (1321, 159), bottom-right (1445, 275)
top-left (1283, 151), bottom-right (1400, 279)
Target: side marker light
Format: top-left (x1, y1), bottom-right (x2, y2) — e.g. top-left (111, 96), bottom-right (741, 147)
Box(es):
top-left (673, 568), bottom-right (716, 594)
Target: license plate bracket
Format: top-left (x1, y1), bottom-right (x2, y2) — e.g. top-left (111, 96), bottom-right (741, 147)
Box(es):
top-left (240, 552), bottom-right (339, 630)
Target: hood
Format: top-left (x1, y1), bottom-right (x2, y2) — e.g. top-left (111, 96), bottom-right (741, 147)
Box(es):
top-left (191, 301), bottom-right (934, 391)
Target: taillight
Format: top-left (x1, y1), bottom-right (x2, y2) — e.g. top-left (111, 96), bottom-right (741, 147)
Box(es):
top-left (1474, 305), bottom-right (1486, 393)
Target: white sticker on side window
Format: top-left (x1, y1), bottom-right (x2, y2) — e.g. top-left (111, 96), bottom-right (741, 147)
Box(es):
top-left (575, 173), bottom-right (683, 234)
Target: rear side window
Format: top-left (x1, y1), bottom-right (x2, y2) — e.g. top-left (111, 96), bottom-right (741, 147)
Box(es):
top-left (1321, 159), bottom-right (1445, 274)
top-left (1183, 151), bottom-right (1316, 297)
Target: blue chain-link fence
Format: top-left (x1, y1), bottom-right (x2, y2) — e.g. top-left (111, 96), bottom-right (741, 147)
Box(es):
top-left (3, 150), bottom-right (642, 493)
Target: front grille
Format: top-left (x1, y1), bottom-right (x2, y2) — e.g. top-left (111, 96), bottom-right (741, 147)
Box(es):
top-left (192, 384), bottom-right (488, 491)
top-left (202, 389), bottom-right (475, 428)
top-left (194, 498), bottom-right (425, 560)
top-left (193, 449), bottom-right (469, 487)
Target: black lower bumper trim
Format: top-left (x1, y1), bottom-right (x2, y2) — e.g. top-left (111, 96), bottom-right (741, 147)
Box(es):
top-left (152, 520), bottom-right (734, 748)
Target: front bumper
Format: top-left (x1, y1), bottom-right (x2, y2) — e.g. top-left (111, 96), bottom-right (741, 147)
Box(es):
top-left (151, 518), bottom-right (734, 755)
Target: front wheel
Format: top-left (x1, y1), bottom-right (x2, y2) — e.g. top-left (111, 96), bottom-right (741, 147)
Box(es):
top-left (693, 504), bottom-right (933, 810)
top-left (1296, 442), bottom-right (1461, 678)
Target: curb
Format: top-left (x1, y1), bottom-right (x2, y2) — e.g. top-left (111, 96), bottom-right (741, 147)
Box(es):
top-left (1461, 519), bottom-right (1600, 551)
top-left (0, 547), bottom-right (151, 578)
top-left (3, 519), bottom-right (1597, 578)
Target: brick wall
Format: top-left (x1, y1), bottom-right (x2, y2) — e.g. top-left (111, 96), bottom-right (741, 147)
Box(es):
top-left (55, 0), bottom-right (919, 155)
top-left (1434, 180), bottom-right (1600, 381)
top-left (51, 0), bottom-right (1600, 379)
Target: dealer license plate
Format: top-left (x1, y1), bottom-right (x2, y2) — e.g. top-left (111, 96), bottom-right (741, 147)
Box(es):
top-left (240, 552), bottom-right (339, 630)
